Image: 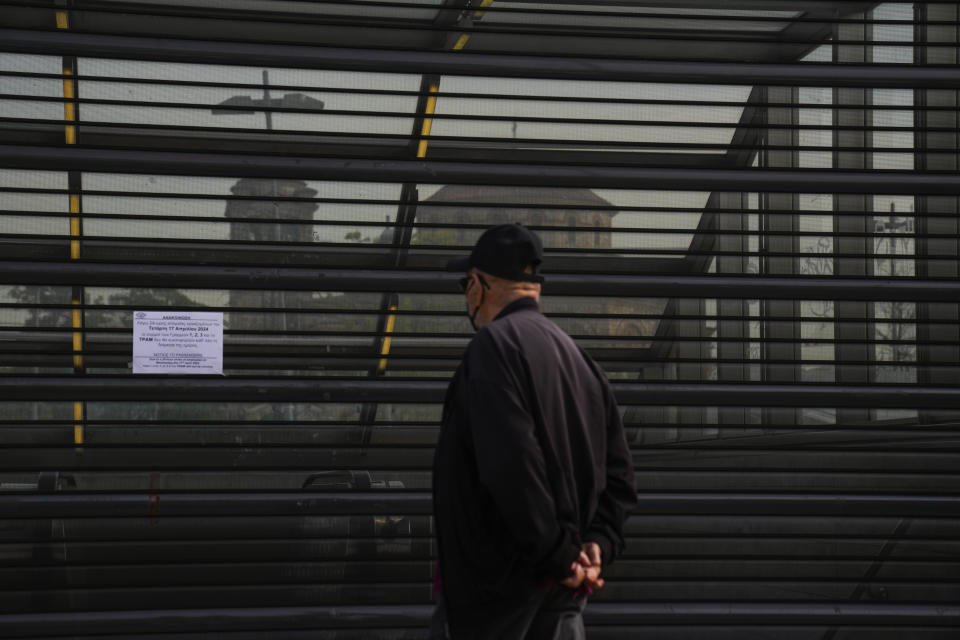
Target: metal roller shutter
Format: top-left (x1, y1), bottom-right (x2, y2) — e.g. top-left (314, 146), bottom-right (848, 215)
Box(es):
top-left (1, 1), bottom-right (959, 638)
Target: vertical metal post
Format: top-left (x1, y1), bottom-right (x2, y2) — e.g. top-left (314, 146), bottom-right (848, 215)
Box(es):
top-left (834, 9), bottom-right (872, 426)
top-left (715, 191), bottom-right (749, 432)
top-left (915, 2), bottom-right (960, 424)
top-left (262, 69), bottom-right (273, 131)
top-left (761, 83), bottom-right (799, 430)
top-left (261, 71), bottom-right (289, 340)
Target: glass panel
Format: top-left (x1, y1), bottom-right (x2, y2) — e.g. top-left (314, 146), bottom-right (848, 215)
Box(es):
top-left (81, 173), bottom-right (401, 244)
top-left (0, 53), bottom-right (64, 122)
top-left (77, 59), bottom-right (420, 138)
top-left (0, 170), bottom-right (70, 237)
top-left (431, 77), bottom-right (750, 155)
top-left (0, 402), bottom-right (74, 420)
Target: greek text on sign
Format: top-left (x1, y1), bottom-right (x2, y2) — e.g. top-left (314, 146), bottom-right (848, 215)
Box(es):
top-left (132, 311), bottom-right (224, 374)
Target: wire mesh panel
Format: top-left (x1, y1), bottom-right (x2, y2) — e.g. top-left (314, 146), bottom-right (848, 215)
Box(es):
top-left (1, 1), bottom-right (960, 638)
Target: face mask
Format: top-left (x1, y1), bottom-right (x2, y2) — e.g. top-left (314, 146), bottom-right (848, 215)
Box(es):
top-left (466, 285), bottom-right (485, 332)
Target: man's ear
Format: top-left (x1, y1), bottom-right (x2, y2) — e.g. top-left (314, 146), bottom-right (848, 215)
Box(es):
top-left (466, 273), bottom-right (481, 303)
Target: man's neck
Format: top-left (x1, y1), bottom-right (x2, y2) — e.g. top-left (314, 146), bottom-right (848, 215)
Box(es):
top-left (475, 291), bottom-right (539, 328)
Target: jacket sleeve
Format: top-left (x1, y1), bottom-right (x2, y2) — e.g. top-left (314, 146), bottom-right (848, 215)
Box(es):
top-left (465, 336), bottom-right (581, 581)
top-left (584, 373), bottom-right (637, 566)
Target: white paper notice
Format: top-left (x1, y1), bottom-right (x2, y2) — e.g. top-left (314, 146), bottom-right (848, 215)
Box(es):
top-left (132, 311), bottom-right (223, 374)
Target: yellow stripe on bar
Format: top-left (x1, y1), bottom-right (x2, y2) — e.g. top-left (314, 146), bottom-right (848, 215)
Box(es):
top-left (59, 10), bottom-right (83, 446)
top-left (63, 68), bottom-right (76, 145)
top-left (416, 83), bottom-right (440, 159)
top-left (72, 297), bottom-right (83, 445)
top-left (71, 305), bottom-right (83, 368)
top-left (377, 305), bottom-right (399, 373)
top-left (473, 0), bottom-right (494, 19)
top-left (73, 401), bottom-right (84, 445)
top-left (69, 192), bottom-right (81, 365)
top-left (69, 194), bottom-right (81, 258)
top-left (452, 34), bottom-right (471, 50)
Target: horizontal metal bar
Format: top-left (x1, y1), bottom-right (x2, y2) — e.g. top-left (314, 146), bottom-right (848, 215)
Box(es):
top-left (1, 236), bottom-right (950, 265)
top-left (7, 543), bottom-right (959, 567)
top-left (1, 94), bottom-right (953, 134)
top-left (4, 205), bottom-right (960, 224)
top-left (0, 209), bottom-right (950, 241)
top-left (12, 2), bottom-right (831, 44)
top-left (0, 491), bottom-right (435, 517)
top-left (0, 604), bottom-right (434, 635)
top-left (0, 6), bottom-right (940, 51)
top-left (585, 602), bottom-right (960, 626)
top-left (0, 0), bottom-right (926, 26)
top-left (0, 329), bottom-right (947, 347)
top-left (4, 447), bottom-right (960, 473)
top-left (0, 117), bottom-right (934, 157)
top-left (2, 261), bottom-right (958, 301)
top-left (2, 377), bottom-right (959, 408)
top-left (4, 420), bottom-right (959, 433)
top-left (3, 492), bottom-right (959, 518)
top-left (1, 603), bottom-right (958, 637)
top-left (6, 352), bottom-right (958, 370)
top-left (0, 233), bottom-right (952, 263)
top-left (2, 28), bottom-right (960, 88)
top-left (1, 218), bottom-right (950, 240)
top-left (3, 145), bottom-right (959, 195)
top-left (595, 383), bottom-right (960, 410)
top-left (2, 186), bottom-right (956, 219)
top-left (0, 0), bottom-right (847, 38)
top-left (1, 303), bottom-right (954, 326)
top-left (11, 69), bottom-right (960, 112)
top-left (5, 116), bottom-right (764, 151)
top-left (0, 0), bottom-right (885, 19)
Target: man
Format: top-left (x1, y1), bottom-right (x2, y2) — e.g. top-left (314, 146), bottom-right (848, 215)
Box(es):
top-left (432, 223), bottom-right (637, 639)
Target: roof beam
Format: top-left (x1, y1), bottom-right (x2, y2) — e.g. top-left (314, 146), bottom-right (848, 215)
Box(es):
top-left (2, 28), bottom-right (957, 87)
top-left (3, 145), bottom-right (960, 195)
top-left (3, 261), bottom-right (959, 301)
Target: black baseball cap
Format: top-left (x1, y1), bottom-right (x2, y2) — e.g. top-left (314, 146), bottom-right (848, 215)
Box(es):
top-left (447, 223), bottom-right (544, 284)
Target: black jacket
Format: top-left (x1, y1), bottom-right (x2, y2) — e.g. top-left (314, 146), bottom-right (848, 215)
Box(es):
top-left (433, 298), bottom-right (636, 626)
